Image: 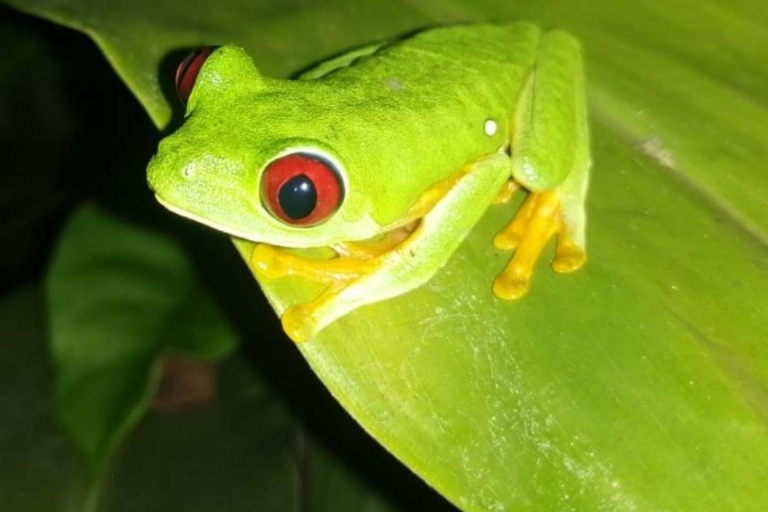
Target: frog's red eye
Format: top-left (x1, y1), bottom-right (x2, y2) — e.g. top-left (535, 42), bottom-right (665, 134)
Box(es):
top-left (175, 47), bottom-right (216, 104)
top-left (261, 153), bottom-right (344, 226)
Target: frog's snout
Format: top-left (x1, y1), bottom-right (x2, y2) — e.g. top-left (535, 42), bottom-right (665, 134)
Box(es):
top-left (146, 155), bottom-right (159, 192)
top-left (147, 137), bottom-right (193, 196)
top-left (146, 146), bottom-right (184, 203)
top-left (146, 152), bottom-right (169, 196)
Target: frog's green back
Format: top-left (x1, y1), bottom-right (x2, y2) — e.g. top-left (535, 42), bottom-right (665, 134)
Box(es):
top-left (148, 23), bottom-right (543, 248)
top-left (305, 22), bottom-right (540, 226)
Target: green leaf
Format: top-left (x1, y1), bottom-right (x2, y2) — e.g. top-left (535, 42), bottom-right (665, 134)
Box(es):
top-left (0, 286), bottom-right (393, 511)
top-left (7, 0), bottom-right (767, 510)
top-left (47, 204), bottom-right (238, 479)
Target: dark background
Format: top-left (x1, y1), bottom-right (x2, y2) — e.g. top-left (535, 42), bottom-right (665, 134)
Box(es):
top-left (0, 5), bottom-right (456, 510)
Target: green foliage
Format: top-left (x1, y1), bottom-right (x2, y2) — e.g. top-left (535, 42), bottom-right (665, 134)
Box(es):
top-left (47, 204), bottom-right (238, 477)
top-left (3, 0), bottom-right (767, 510)
top-left (1, 277), bottom-right (393, 511)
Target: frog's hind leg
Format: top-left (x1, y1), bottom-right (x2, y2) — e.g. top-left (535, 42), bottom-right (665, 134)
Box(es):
top-left (493, 29), bottom-right (590, 300)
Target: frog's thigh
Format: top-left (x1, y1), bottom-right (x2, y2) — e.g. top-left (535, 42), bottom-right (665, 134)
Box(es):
top-left (281, 152), bottom-right (511, 342)
top-left (495, 29), bottom-right (590, 299)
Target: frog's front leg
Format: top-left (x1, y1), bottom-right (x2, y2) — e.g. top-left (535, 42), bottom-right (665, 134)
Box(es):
top-left (250, 221), bottom-right (415, 286)
top-left (494, 29), bottom-right (590, 299)
top-left (276, 152), bottom-right (511, 342)
top-left (251, 244), bottom-right (376, 284)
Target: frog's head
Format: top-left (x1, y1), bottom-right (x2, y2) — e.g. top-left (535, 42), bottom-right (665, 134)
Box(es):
top-left (147, 45), bottom-right (379, 248)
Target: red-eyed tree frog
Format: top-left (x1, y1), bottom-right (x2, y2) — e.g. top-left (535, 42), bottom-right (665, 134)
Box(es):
top-left (147, 22), bottom-right (591, 342)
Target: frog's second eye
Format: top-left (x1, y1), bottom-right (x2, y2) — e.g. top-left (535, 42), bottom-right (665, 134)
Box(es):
top-left (174, 47), bottom-right (216, 104)
top-left (261, 153), bottom-right (344, 226)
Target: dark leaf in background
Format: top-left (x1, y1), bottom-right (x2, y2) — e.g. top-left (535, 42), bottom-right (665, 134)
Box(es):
top-left (47, 204), bottom-right (238, 478)
top-left (0, 286), bottom-right (399, 511)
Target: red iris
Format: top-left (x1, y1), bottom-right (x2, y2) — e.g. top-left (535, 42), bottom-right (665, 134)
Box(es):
top-left (262, 153), bottom-right (344, 226)
top-left (174, 47), bottom-right (216, 104)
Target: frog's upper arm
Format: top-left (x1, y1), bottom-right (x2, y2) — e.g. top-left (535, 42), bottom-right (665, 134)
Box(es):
top-left (298, 42), bottom-right (387, 80)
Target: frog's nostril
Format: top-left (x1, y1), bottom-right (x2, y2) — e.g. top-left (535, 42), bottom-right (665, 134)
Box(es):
top-left (182, 166), bottom-right (195, 179)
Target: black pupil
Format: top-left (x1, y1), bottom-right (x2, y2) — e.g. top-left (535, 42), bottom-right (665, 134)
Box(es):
top-left (279, 175), bottom-right (317, 219)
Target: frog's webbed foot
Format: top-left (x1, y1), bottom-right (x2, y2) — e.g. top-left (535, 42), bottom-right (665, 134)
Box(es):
top-left (250, 225), bottom-right (414, 341)
top-left (493, 189), bottom-right (586, 300)
top-left (280, 284), bottom-right (343, 344)
top-left (251, 245), bottom-right (376, 342)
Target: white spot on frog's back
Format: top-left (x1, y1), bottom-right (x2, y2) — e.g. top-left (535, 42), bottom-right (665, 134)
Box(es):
top-left (484, 118), bottom-right (498, 136)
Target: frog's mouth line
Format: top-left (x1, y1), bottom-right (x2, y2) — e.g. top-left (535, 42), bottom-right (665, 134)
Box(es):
top-left (154, 194), bottom-right (264, 242)
top-left (154, 191), bottom-right (421, 255)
